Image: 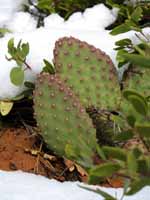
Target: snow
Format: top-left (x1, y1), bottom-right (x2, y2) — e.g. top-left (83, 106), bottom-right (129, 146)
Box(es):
top-left (0, 0), bottom-right (27, 26)
top-left (0, 1), bottom-right (150, 199)
top-left (0, 170), bottom-right (150, 200)
top-left (0, 1), bottom-right (150, 99)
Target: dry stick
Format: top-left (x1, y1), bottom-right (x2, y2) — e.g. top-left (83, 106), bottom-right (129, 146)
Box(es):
top-left (34, 141), bottom-right (43, 174)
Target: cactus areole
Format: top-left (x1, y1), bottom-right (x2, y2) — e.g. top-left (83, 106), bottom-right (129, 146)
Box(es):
top-left (53, 37), bottom-right (121, 110)
top-left (33, 73), bottom-right (97, 167)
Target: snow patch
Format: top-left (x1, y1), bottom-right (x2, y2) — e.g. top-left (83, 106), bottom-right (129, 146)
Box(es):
top-left (0, 170), bottom-right (150, 200)
top-left (0, 1), bottom-right (149, 100)
top-left (0, 0), bottom-right (27, 27)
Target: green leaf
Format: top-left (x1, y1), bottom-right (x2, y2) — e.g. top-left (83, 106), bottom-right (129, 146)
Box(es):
top-left (24, 81), bottom-right (35, 89)
top-left (118, 60), bottom-right (128, 68)
top-left (136, 123), bottom-right (150, 138)
top-left (128, 95), bottom-right (148, 116)
top-left (132, 148), bottom-right (142, 159)
top-left (21, 43), bottom-right (29, 58)
top-left (123, 90), bottom-right (148, 116)
top-left (126, 178), bottom-right (150, 195)
top-left (11, 93), bottom-right (25, 101)
top-left (131, 7), bottom-right (143, 23)
top-left (0, 101), bottom-right (13, 116)
top-left (121, 53), bottom-right (150, 68)
top-left (102, 146), bottom-right (127, 161)
top-left (115, 38), bottom-right (132, 47)
top-left (137, 158), bottom-right (150, 174)
top-left (123, 90), bottom-right (146, 102)
top-left (43, 59), bottom-right (55, 74)
top-left (123, 179), bottom-right (131, 195)
top-left (17, 39), bottom-right (22, 49)
top-left (127, 150), bottom-right (138, 177)
top-left (0, 28), bottom-right (11, 36)
top-left (96, 145), bottom-right (107, 160)
top-left (126, 115), bottom-right (136, 127)
top-left (79, 185), bottom-right (116, 200)
top-left (114, 130), bottom-right (133, 142)
top-left (90, 162), bottom-right (121, 177)
top-left (106, 0), bottom-right (125, 8)
top-left (125, 20), bottom-right (141, 32)
top-left (7, 39), bottom-right (30, 66)
top-left (88, 175), bottom-right (104, 185)
top-left (7, 38), bottom-right (16, 56)
top-left (110, 23), bottom-right (131, 35)
top-left (8, 38), bottom-right (14, 51)
top-left (10, 67), bottom-right (24, 86)
top-left (116, 49), bottom-right (128, 63)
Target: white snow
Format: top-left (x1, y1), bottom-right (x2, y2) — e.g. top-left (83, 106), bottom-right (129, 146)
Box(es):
top-left (0, 170), bottom-right (150, 200)
top-left (0, 1), bottom-right (150, 199)
top-left (0, 1), bottom-right (149, 99)
top-left (0, 0), bottom-right (27, 27)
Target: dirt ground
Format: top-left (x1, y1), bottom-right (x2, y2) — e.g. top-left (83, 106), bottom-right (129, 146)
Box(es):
top-left (0, 127), bottom-right (88, 182)
top-left (0, 127), bottom-right (126, 187)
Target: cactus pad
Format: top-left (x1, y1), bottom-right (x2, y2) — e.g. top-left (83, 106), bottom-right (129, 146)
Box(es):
top-left (33, 73), bottom-right (97, 167)
top-left (53, 37), bottom-right (121, 110)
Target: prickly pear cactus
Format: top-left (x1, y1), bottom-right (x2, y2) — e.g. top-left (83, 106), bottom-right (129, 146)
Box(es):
top-left (33, 73), bottom-right (97, 167)
top-left (53, 37), bottom-right (121, 110)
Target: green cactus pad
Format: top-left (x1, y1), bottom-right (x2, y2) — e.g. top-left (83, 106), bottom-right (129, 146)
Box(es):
top-left (53, 37), bottom-right (121, 110)
top-left (33, 73), bottom-right (97, 167)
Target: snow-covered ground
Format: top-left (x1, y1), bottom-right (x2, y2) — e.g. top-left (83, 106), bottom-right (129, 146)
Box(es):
top-left (0, 170), bottom-right (150, 200)
top-left (0, 1), bottom-right (150, 199)
top-left (0, 0), bottom-right (149, 99)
